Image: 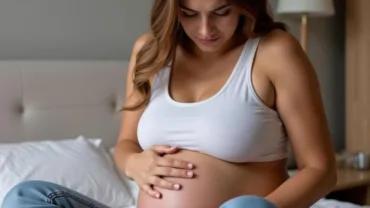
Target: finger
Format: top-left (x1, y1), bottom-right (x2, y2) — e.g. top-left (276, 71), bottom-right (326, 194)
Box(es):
top-left (141, 184), bottom-right (161, 198)
top-left (150, 145), bottom-right (178, 154)
top-left (154, 166), bottom-right (194, 179)
top-left (157, 157), bottom-right (194, 169)
top-left (148, 176), bottom-right (182, 190)
top-left (161, 146), bottom-right (178, 154)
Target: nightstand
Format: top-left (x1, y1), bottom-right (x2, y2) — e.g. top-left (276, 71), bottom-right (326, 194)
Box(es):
top-left (288, 168), bottom-right (370, 205)
top-left (327, 168), bottom-right (370, 205)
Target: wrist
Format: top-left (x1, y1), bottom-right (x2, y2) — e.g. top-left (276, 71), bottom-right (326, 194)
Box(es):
top-left (124, 153), bottom-right (139, 179)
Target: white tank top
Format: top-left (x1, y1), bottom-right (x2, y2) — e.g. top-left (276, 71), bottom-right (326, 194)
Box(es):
top-left (137, 37), bottom-right (288, 163)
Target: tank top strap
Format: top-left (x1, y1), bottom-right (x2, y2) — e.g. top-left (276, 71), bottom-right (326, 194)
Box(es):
top-left (244, 37), bottom-right (265, 104)
top-left (152, 66), bottom-right (171, 91)
top-left (244, 37), bottom-right (261, 80)
top-left (225, 37), bottom-right (261, 97)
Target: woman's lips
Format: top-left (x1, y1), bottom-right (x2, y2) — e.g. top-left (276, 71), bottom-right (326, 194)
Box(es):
top-left (198, 37), bottom-right (220, 45)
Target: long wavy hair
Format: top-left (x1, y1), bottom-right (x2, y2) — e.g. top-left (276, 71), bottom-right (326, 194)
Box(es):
top-left (122, 0), bottom-right (287, 111)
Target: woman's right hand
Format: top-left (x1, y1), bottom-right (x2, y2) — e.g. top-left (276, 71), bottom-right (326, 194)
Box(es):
top-left (126, 145), bottom-right (195, 199)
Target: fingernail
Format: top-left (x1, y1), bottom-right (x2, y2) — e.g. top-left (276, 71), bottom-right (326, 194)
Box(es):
top-left (187, 171), bottom-right (193, 177)
top-left (173, 184), bottom-right (180, 190)
top-left (155, 193), bottom-right (160, 198)
top-left (188, 163), bottom-right (193, 169)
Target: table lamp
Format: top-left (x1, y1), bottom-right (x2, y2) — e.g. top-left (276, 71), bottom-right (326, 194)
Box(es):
top-left (276, 0), bottom-right (335, 52)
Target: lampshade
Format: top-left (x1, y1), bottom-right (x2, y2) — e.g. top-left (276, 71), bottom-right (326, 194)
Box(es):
top-left (277, 0), bottom-right (335, 16)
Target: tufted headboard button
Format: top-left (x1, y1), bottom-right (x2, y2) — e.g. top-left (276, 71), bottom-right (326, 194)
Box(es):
top-left (111, 99), bottom-right (117, 111)
top-left (14, 102), bottom-right (24, 115)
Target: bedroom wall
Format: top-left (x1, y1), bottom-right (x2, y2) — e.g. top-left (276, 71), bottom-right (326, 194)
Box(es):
top-left (0, 0), bottom-right (345, 150)
top-left (0, 0), bottom-right (151, 60)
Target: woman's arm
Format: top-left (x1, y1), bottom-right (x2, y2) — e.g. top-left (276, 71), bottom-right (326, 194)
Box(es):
top-left (114, 33), bottom-right (150, 178)
top-left (261, 30), bottom-right (337, 208)
top-left (114, 34), bottom-right (197, 198)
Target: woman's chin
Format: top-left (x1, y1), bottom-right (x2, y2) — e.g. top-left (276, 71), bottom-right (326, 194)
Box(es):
top-left (192, 39), bottom-right (224, 53)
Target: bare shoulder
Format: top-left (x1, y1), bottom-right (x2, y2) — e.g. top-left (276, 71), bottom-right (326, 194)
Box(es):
top-left (260, 29), bottom-right (300, 48)
top-left (131, 33), bottom-right (152, 56)
top-left (126, 33), bottom-right (152, 95)
top-left (128, 33), bottom-right (152, 76)
top-left (257, 30), bottom-right (313, 82)
top-left (126, 32), bottom-right (158, 96)
top-left (258, 29), bottom-right (302, 59)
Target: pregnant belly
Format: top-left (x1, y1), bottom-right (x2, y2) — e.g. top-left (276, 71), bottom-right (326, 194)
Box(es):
top-left (137, 150), bottom-right (289, 208)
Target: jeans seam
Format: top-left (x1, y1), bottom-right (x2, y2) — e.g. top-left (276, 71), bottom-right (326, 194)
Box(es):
top-left (46, 191), bottom-right (103, 208)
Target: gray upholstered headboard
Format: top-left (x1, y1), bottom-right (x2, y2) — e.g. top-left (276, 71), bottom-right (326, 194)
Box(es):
top-left (0, 60), bottom-right (129, 148)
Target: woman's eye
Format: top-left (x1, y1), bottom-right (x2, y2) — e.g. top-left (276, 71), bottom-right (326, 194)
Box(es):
top-left (182, 11), bottom-right (197, 17)
top-left (214, 9), bottom-right (230, 16)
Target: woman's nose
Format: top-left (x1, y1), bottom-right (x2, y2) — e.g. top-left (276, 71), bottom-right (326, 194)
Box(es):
top-left (198, 18), bottom-right (214, 38)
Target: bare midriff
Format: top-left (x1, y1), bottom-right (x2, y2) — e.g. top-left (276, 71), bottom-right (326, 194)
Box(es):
top-left (137, 149), bottom-right (289, 208)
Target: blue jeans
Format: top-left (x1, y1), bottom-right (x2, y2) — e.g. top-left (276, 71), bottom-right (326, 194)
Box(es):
top-left (1, 180), bottom-right (277, 208)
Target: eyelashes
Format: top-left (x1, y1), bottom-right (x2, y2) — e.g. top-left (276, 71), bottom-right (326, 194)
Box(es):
top-left (181, 11), bottom-right (197, 18)
top-left (181, 9), bottom-right (231, 18)
top-left (215, 10), bottom-right (231, 16)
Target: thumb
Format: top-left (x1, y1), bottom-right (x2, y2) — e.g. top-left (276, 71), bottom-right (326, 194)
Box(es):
top-left (151, 145), bottom-right (178, 154)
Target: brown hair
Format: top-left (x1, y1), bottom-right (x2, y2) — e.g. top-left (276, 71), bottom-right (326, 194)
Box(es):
top-left (122, 0), bottom-right (287, 111)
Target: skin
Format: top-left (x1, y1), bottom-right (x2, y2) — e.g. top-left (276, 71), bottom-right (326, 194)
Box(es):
top-left (114, 0), bottom-right (337, 207)
top-left (178, 0), bottom-right (240, 56)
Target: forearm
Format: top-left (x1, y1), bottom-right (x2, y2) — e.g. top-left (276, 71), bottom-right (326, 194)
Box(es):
top-left (113, 139), bottom-right (142, 179)
top-left (266, 166), bottom-right (337, 208)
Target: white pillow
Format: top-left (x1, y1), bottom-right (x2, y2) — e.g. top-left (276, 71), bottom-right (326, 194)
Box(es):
top-left (0, 136), bottom-right (135, 208)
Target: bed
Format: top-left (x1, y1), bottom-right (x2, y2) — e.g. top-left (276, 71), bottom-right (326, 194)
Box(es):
top-left (0, 60), bottom-right (367, 208)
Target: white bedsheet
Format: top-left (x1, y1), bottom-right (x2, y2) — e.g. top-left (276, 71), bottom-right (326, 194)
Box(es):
top-left (311, 199), bottom-right (370, 208)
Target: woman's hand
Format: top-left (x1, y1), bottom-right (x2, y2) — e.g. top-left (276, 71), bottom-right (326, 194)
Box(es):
top-left (125, 145), bottom-right (195, 199)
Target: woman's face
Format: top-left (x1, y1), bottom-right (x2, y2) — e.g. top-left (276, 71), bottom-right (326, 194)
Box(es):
top-left (178, 0), bottom-right (241, 53)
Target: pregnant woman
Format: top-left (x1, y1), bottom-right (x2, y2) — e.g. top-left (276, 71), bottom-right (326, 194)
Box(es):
top-left (1, 0), bottom-right (337, 208)
top-left (114, 0), bottom-right (337, 207)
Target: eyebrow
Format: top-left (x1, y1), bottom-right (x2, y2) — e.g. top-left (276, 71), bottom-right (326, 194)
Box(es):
top-left (179, 3), bottom-right (232, 12)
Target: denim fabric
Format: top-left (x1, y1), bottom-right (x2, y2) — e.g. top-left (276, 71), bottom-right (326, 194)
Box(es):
top-left (1, 180), bottom-right (110, 208)
top-left (2, 180), bottom-right (277, 208)
top-left (220, 195), bottom-right (278, 208)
